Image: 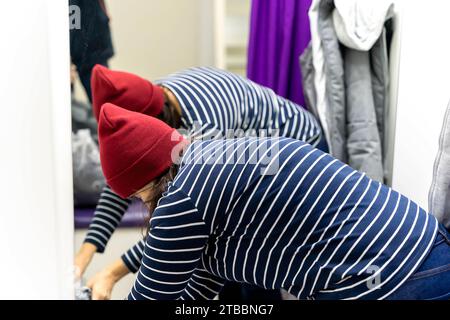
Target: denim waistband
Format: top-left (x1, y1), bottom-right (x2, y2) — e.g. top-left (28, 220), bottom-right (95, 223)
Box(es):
top-left (436, 223), bottom-right (450, 246)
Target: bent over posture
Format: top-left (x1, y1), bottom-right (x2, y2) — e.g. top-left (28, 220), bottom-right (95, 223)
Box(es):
top-left (97, 104), bottom-right (449, 300)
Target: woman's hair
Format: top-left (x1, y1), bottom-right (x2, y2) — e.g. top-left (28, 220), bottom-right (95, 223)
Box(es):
top-left (140, 163), bottom-right (180, 236)
top-left (157, 100), bottom-right (181, 129)
top-left (143, 164), bottom-right (179, 214)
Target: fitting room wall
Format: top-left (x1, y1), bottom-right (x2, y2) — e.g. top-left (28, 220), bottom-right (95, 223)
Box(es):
top-left (108, 0), bottom-right (206, 79)
top-left (74, 0), bottom-right (212, 102)
top-left (389, 0), bottom-right (450, 210)
top-left (0, 0), bottom-right (73, 299)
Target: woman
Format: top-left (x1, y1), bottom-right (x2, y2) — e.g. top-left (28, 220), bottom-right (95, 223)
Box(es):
top-left (97, 103), bottom-right (449, 300)
top-left (75, 65), bottom-right (326, 298)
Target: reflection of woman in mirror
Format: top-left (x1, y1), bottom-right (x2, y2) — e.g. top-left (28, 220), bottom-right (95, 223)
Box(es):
top-left (76, 65), bottom-right (328, 299)
top-left (95, 103), bottom-right (449, 300)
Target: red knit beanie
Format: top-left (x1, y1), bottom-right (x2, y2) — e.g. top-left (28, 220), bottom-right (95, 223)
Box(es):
top-left (91, 65), bottom-right (165, 121)
top-left (98, 103), bottom-right (187, 198)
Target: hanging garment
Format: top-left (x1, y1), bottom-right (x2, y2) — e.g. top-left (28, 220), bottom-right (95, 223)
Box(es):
top-left (332, 0), bottom-right (394, 51)
top-left (307, 0), bottom-right (333, 154)
top-left (319, 0), bottom-right (350, 165)
top-left (302, 0), bottom-right (393, 182)
top-left (370, 29), bottom-right (390, 157)
top-left (70, 0), bottom-right (114, 100)
top-left (72, 129), bottom-right (106, 206)
top-left (344, 48), bottom-right (384, 182)
top-left (247, 0), bottom-right (312, 106)
top-left (72, 98), bottom-right (98, 141)
top-left (334, 0), bottom-right (393, 167)
top-left (429, 100), bottom-right (450, 229)
top-left (299, 44), bottom-right (317, 118)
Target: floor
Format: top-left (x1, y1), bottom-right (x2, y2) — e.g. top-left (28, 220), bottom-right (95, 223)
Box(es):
top-left (74, 227), bottom-right (143, 300)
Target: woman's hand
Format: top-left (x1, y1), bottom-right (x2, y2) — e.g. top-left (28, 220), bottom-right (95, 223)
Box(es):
top-left (86, 268), bottom-right (116, 300)
top-left (74, 243), bottom-right (97, 279)
top-left (87, 259), bottom-right (131, 300)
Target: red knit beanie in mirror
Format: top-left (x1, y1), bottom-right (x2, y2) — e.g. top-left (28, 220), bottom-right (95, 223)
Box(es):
top-left (91, 65), bottom-right (165, 121)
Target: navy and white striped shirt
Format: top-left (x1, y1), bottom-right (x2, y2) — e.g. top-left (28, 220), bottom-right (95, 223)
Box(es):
top-left (157, 67), bottom-right (322, 145)
top-left (128, 138), bottom-right (438, 300)
top-left (84, 186), bottom-right (131, 253)
top-left (84, 67), bottom-right (324, 270)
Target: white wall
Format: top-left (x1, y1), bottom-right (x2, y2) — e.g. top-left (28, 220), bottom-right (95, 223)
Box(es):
top-left (74, 0), bottom-right (214, 103)
top-left (0, 0), bottom-right (73, 299)
top-left (108, 0), bottom-right (206, 79)
top-left (390, 0), bottom-right (450, 210)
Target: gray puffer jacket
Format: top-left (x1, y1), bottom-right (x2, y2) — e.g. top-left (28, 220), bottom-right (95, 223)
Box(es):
top-left (300, 0), bottom-right (392, 183)
top-left (429, 100), bottom-right (450, 229)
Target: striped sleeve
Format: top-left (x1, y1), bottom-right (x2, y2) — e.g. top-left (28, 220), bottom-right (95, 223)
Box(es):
top-left (161, 67), bottom-right (324, 147)
top-left (121, 239), bottom-right (146, 273)
top-left (128, 187), bottom-right (217, 300)
top-left (277, 96), bottom-right (323, 149)
top-left (188, 122), bottom-right (224, 141)
top-left (122, 238), bottom-right (225, 296)
top-left (179, 268), bottom-right (225, 300)
top-left (84, 185), bottom-right (131, 253)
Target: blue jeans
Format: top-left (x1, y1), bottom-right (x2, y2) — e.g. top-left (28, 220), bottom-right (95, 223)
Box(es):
top-left (386, 224), bottom-right (450, 300)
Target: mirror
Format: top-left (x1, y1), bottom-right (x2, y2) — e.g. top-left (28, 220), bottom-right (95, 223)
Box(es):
top-left (70, 0), bottom-right (250, 300)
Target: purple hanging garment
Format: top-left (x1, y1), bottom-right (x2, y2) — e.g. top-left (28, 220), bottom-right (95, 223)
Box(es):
top-left (247, 0), bottom-right (312, 107)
